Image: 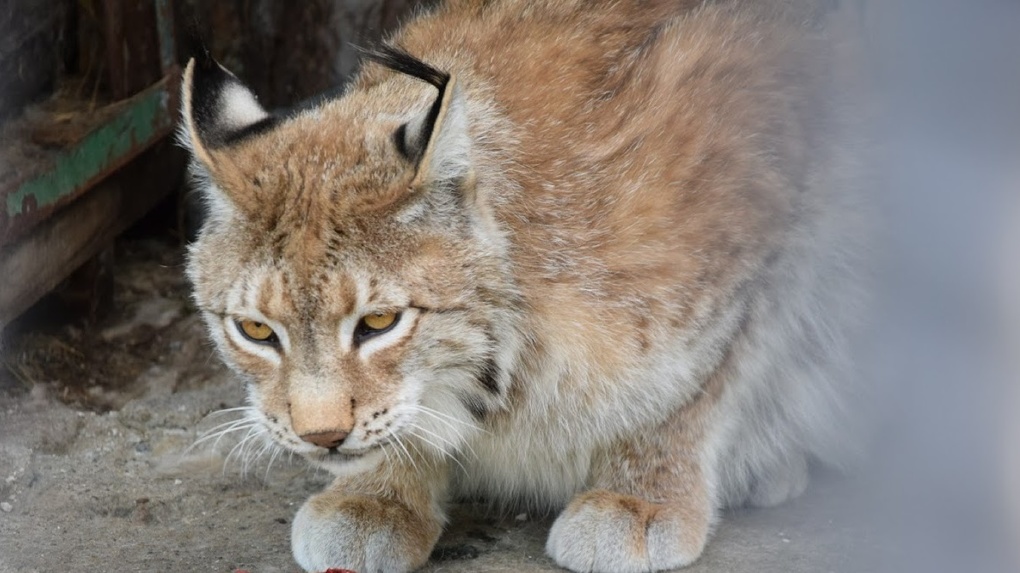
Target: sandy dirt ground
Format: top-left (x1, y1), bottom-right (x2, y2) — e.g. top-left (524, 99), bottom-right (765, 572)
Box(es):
top-left (0, 237), bottom-right (871, 573)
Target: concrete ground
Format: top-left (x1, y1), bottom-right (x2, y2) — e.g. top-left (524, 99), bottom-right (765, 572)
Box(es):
top-left (0, 238), bottom-right (872, 573)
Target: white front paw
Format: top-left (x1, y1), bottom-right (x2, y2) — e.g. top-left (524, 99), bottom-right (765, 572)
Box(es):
top-left (292, 493), bottom-right (440, 573)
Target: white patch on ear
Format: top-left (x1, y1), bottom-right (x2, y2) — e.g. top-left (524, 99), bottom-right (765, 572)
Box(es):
top-left (217, 83), bottom-right (270, 131)
top-left (179, 58), bottom-right (269, 157)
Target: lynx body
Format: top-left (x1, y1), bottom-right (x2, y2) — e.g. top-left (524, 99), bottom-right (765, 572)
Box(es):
top-left (182, 1), bottom-right (869, 571)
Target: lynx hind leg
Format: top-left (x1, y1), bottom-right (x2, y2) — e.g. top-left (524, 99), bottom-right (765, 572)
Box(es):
top-left (291, 465), bottom-right (445, 573)
top-left (547, 400), bottom-right (717, 573)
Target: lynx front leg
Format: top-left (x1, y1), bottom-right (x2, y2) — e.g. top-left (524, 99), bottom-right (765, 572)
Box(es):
top-left (292, 456), bottom-right (448, 573)
top-left (546, 396), bottom-right (718, 573)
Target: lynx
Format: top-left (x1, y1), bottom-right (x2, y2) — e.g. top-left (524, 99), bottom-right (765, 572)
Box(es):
top-left (181, 1), bottom-right (869, 571)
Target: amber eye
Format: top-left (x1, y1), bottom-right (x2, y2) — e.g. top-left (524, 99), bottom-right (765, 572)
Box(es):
top-left (355, 312), bottom-right (400, 343)
top-left (363, 312), bottom-right (397, 331)
top-left (236, 319), bottom-right (277, 344)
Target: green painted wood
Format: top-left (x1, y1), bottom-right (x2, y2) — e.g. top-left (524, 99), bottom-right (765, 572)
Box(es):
top-left (4, 87), bottom-right (171, 221)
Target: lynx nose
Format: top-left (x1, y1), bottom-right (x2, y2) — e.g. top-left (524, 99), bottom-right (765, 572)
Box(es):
top-left (300, 430), bottom-right (349, 449)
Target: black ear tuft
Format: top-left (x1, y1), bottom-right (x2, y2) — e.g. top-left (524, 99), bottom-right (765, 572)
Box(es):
top-left (183, 56), bottom-right (276, 151)
top-left (360, 44), bottom-right (450, 91)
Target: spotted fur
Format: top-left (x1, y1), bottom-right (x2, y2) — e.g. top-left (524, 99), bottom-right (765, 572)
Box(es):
top-left (182, 1), bottom-right (870, 571)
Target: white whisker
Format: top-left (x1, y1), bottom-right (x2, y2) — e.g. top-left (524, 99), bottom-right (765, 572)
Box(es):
top-left (410, 408), bottom-right (468, 437)
top-left (197, 417), bottom-right (254, 436)
top-left (209, 423), bottom-right (259, 452)
top-left (204, 406), bottom-right (256, 417)
top-left (264, 443), bottom-right (283, 480)
top-left (224, 425), bottom-right (258, 468)
top-left (414, 404), bottom-right (486, 434)
top-left (189, 418), bottom-right (258, 453)
top-left (392, 434), bottom-right (420, 473)
top-left (245, 433), bottom-right (274, 477)
top-left (403, 436), bottom-right (441, 472)
top-left (411, 421), bottom-right (476, 460)
top-left (408, 428), bottom-right (467, 474)
top-left (227, 425), bottom-right (266, 477)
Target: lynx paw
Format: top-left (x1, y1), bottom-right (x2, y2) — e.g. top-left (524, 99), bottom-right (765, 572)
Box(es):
top-left (291, 492), bottom-right (441, 573)
top-left (546, 490), bottom-right (709, 573)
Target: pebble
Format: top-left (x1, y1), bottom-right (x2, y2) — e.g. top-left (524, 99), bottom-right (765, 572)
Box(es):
top-left (1, 502), bottom-right (12, 512)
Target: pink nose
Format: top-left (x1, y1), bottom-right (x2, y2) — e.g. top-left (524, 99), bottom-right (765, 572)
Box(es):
top-left (299, 430), bottom-right (349, 449)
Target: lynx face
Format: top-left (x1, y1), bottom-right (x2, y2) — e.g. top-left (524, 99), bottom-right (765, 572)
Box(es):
top-left (182, 53), bottom-right (517, 474)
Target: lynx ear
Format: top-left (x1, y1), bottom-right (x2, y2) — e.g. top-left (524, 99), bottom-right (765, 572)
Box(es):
top-left (364, 46), bottom-right (472, 188)
top-left (180, 56), bottom-right (274, 166)
top-left (401, 75), bottom-right (471, 189)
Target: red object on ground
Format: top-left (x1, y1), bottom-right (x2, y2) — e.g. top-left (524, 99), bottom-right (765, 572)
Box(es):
top-left (323, 569), bottom-right (357, 573)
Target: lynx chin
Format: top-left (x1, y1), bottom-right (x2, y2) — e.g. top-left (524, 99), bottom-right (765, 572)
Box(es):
top-left (181, 1), bottom-right (871, 571)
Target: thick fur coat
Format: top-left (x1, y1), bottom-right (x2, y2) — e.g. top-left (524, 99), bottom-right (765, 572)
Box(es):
top-left (181, 1), bottom-right (870, 571)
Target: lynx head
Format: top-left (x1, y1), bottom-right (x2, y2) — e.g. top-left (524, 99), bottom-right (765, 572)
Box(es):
top-left (180, 48), bottom-right (519, 473)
